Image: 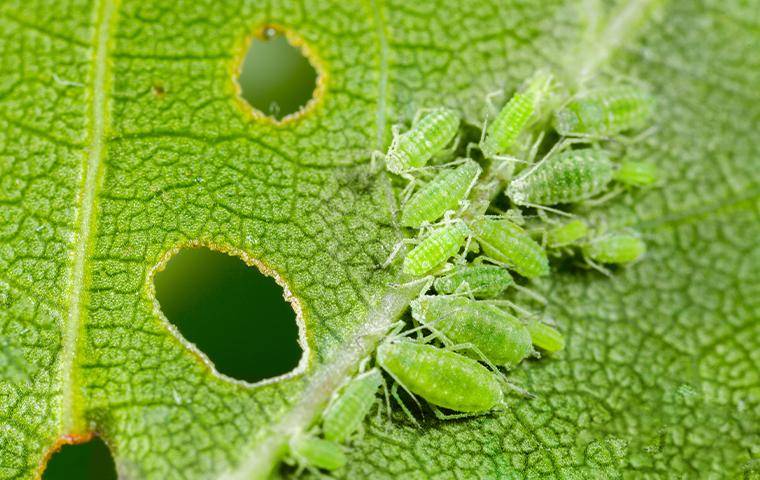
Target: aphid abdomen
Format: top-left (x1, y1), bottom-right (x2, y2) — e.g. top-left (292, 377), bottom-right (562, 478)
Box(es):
top-left (412, 296), bottom-right (532, 367)
top-left (388, 108), bottom-right (459, 175)
top-left (289, 435), bottom-right (346, 471)
top-left (554, 86), bottom-right (653, 136)
top-left (433, 264), bottom-right (513, 298)
top-left (601, 86), bottom-right (653, 133)
top-left (507, 149), bottom-right (614, 205)
top-left (322, 369), bottom-right (382, 443)
top-left (377, 341), bottom-right (502, 412)
top-left (401, 159), bottom-right (482, 228)
top-left (527, 321), bottom-right (565, 352)
top-left (583, 233), bottom-right (646, 264)
top-left (546, 219), bottom-right (589, 248)
top-left (470, 218), bottom-right (549, 278)
top-left (402, 220), bottom-right (470, 276)
top-left (481, 91), bottom-right (534, 159)
top-left (481, 71), bottom-right (552, 158)
top-left (613, 161), bottom-right (658, 187)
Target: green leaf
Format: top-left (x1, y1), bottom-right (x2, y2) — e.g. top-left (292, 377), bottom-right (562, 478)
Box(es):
top-left (0, 0), bottom-right (758, 479)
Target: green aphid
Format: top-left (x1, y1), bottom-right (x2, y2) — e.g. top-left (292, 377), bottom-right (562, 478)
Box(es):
top-left (401, 159), bottom-right (482, 228)
top-left (527, 321), bottom-right (565, 352)
top-left (402, 220), bottom-right (470, 276)
top-left (288, 435), bottom-right (346, 471)
top-left (507, 148), bottom-right (614, 207)
top-left (376, 340), bottom-right (503, 413)
top-left (554, 85), bottom-right (654, 138)
top-left (583, 232), bottom-right (646, 264)
top-left (385, 108), bottom-right (460, 177)
top-left (411, 295), bottom-right (533, 367)
top-left (613, 161), bottom-right (658, 187)
top-left (480, 70), bottom-right (553, 160)
top-left (546, 219), bottom-right (589, 248)
top-left (322, 369), bottom-right (382, 443)
top-left (469, 217), bottom-right (549, 278)
top-left (433, 263), bottom-right (514, 298)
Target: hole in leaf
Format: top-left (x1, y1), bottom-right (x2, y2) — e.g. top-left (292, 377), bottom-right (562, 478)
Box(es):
top-left (237, 27), bottom-right (318, 121)
top-left (154, 247), bottom-right (303, 383)
top-left (42, 437), bottom-right (116, 480)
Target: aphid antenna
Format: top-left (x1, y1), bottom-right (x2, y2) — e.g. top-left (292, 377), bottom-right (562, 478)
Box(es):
top-left (513, 136), bottom-right (580, 180)
top-left (513, 283), bottom-right (548, 305)
top-left (520, 202), bottom-right (575, 219)
top-left (380, 238), bottom-right (419, 269)
top-left (484, 299), bottom-right (538, 319)
top-left (484, 88), bottom-right (505, 113)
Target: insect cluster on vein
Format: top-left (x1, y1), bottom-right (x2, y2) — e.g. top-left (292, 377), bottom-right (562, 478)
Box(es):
top-left (286, 70), bottom-right (660, 473)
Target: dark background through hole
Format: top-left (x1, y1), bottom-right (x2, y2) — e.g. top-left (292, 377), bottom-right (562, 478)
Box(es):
top-left (238, 31), bottom-right (317, 120)
top-left (154, 248), bottom-right (302, 383)
top-left (43, 438), bottom-right (116, 480)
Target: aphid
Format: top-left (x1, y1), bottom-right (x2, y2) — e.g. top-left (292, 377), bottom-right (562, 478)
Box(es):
top-left (480, 70), bottom-right (553, 160)
top-left (506, 148), bottom-right (614, 207)
top-left (526, 321), bottom-right (565, 352)
top-left (613, 161), bottom-right (658, 187)
top-left (582, 232), bottom-right (646, 265)
top-left (469, 217), bottom-right (549, 278)
top-left (546, 219), bottom-right (589, 248)
top-left (288, 435), bottom-right (346, 471)
top-left (553, 85), bottom-right (654, 138)
top-left (433, 263), bottom-right (514, 298)
top-left (400, 159), bottom-right (482, 228)
top-left (384, 108), bottom-right (460, 177)
top-left (402, 220), bottom-right (470, 276)
top-left (322, 369), bottom-right (383, 443)
top-left (411, 295), bottom-right (533, 367)
top-left (376, 340), bottom-right (502, 413)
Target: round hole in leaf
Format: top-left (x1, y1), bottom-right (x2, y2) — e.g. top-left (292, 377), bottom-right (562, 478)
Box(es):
top-left (42, 437), bottom-right (116, 480)
top-left (237, 27), bottom-right (318, 121)
top-left (153, 247), bottom-right (303, 384)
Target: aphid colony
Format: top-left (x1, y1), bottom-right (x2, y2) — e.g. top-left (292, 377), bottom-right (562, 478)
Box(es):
top-left (285, 72), bottom-right (657, 473)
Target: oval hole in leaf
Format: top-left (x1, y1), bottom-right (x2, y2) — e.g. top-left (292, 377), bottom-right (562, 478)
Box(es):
top-left (42, 437), bottom-right (116, 480)
top-left (237, 27), bottom-right (318, 121)
top-left (154, 247), bottom-right (303, 383)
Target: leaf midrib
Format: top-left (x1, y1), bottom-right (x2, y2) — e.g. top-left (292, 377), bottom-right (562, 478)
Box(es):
top-left (60, 0), bottom-right (119, 435)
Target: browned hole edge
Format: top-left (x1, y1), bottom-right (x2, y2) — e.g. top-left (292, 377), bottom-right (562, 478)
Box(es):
top-left (36, 432), bottom-right (97, 480)
top-left (230, 24), bottom-right (326, 125)
top-left (146, 240), bottom-right (310, 388)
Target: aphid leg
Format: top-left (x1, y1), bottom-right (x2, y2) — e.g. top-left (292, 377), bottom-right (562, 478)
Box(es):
top-left (583, 186), bottom-right (623, 207)
top-left (390, 382), bottom-right (421, 425)
top-left (582, 255), bottom-right (613, 278)
top-left (430, 405), bottom-right (488, 421)
top-left (380, 238), bottom-right (417, 269)
top-left (370, 150), bottom-right (385, 172)
top-left (499, 378), bottom-right (536, 399)
top-left (434, 133), bottom-right (461, 160)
